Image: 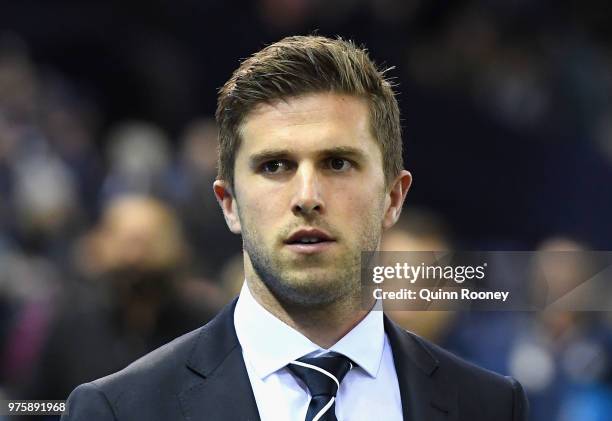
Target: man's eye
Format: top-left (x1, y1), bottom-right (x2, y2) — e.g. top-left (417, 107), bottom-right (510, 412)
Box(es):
top-left (327, 158), bottom-right (352, 172)
top-left (261, 160), bottom-right (291, 174)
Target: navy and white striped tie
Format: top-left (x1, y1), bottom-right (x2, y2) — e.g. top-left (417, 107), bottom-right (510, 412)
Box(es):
top-left (288, 355), bottom-right (354, 421)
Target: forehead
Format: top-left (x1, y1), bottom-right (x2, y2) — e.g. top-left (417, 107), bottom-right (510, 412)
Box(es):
top-left (237, 93), bottom-right (380, 156)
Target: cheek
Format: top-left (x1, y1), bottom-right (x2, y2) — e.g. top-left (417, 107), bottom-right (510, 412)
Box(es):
top-left (334, 186), bottom-right (385, 227)
top-left (237, 182), bottom-right (287, 226)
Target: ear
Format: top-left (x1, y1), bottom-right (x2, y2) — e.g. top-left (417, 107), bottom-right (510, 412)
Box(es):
top-left (382, 170), bottom-right (412, 230)
top-left (213, 180), bottom-right (242, 234)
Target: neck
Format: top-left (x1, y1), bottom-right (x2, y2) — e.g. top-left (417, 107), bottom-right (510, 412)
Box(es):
top-left (246, 276), bottom-right (373, 349)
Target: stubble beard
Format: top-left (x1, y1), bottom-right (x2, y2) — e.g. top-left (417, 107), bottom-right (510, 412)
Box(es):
top-left (240, 215), bottom-right (382, 308)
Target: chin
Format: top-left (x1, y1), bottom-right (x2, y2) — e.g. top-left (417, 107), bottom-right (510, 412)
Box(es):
top-left (268, 272), bottom-right (356, 306)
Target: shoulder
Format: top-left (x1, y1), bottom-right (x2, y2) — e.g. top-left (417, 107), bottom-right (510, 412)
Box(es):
top-left (415, 332), bottom-right (522, 393)
top-left (94, 327), bottom-right (203, 397)
top-left (419, 335), bottom-right (528, 420)
top-left (63, 300), bottom-right (240, 420)
top-left (386, 318), bottom-right (528, 420)
top-left (64, 319), bottom-right (229, 421)
top-left (64, 327), bottom-right (203, 418)
top-left (62, 327), bottom-right (204, 421)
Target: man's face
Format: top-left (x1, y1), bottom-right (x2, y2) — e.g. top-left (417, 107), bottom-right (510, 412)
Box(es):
top-left (215, 92), bottom-right (409, 306)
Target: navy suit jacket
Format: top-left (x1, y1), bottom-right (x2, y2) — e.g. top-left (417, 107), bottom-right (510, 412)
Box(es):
top-left (62, 299), bottom-right (528, 420)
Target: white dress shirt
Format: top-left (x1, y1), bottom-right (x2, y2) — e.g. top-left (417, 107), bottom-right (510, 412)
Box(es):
top-left (234, 283), bottom-right (403, 421)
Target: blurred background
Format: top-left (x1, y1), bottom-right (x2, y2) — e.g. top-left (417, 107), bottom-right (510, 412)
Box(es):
top-left (0, 0), bottom-right (611, 420)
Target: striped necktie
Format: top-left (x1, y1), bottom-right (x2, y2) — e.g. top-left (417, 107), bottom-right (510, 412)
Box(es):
top-left (288, 355), bottom-right (354, 421)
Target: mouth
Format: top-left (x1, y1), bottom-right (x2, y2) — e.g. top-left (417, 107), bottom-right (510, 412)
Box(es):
top-left (283, 228), bottom-right (336, 254)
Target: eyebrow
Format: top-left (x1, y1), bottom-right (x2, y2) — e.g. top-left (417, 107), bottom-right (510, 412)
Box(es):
top-left (248, 146), bottom-right (368, 169)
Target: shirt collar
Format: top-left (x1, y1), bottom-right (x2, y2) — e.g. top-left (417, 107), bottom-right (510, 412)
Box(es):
top-left (234, 282), bottom-right (384, 379)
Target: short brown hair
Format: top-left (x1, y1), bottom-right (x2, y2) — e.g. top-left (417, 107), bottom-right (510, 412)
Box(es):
top-left (215, 35), bottom-right (403, 188)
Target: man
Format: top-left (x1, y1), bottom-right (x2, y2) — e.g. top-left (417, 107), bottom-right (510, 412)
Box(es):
top-left (63, 35), bottom-right (528, 420)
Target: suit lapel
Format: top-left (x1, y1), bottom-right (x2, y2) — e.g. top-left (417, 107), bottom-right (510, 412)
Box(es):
top-left (175, 300), bottom-right (457, 421)
top-left (178, 299), bottom-right (260, 421)
top-left (384, 316), bottom-right (457, 421)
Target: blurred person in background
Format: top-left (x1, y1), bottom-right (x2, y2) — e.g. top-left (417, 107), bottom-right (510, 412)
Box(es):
top-left (382, 208), bottom-right (457, 343)
top-left (0, 252), bottom-right (63, 400)
top-left (39, 80), bottom-right (103, 220)
top-left (100, 121), bottom-right (173, 201)
top-left (170, 118), bottom-right (243, 277)
top-left (444, 236), bottom-right (612, 421)
top-left (0, 34), bottom-right (96, 267)
top-left (19, 195), bottom-right (218, 402)
top-left (508, 238), bottom-right (612, 421)
top-left (1, 151), bottom-right (79, 395)
top-left (0, 36), bottom-right (95, 407)
top-left (11, 153), bottom-right (83, 264)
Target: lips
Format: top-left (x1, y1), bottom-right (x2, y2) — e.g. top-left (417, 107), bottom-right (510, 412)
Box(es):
top-left (284, 228), bottom-right (336, 254)
top-left (285, 228), bottom-right (334, 244)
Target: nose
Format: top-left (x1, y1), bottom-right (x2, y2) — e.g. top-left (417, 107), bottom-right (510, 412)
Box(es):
top-left (291, 164), bottom-right (325, 216)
